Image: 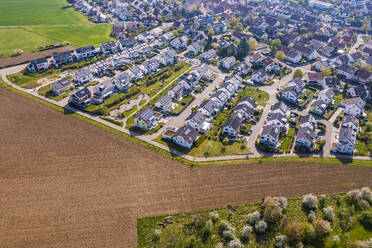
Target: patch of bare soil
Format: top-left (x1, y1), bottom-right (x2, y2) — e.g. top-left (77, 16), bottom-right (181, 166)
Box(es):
top-left (0, 46), bottom-right (75, 68)
top-left (0, 88), bottom-right (372, 248)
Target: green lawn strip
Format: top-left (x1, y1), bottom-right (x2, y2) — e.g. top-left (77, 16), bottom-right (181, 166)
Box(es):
top-left (1, 78), bottom-right (371, 168)
top-left (0, 0), bottom-right (89, 26)
top-left (170, 95), bottom-right (194, 115)
top-left (6, 69), bottom-right (57, 87)
top-left (99, 117), bottom-right (123, 127)
top-left (237, 85), bottom-right (269, 106)
top-left (137, 192), bottom-right (372, 247)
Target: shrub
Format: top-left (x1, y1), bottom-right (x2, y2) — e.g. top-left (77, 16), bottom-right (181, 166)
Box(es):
top-left (274, 196), bottom-right (288, 210)
top-left (210, 211), bottom-right (219, 223)
top-left (284, 221), bottom-right (305, 246)
top-left (360, 199), bottom-right (370, 210)
top-left (323, 206), bottom-right (335, 221)
top-left (302, 222), bottom-right (315, 244)
top-left (308, 211), bottom-right (316, 223)
top-left (312, 218), bottom-right (331, 240)
top-left (248, 211), bottom-right (261, 225)
top-left (218, 221), bottom-right (235, 237)
top-left (303, 194), bottom-right (318, 211)
top-left (223, 229), bottom-right (236, 241)
top-left (358, 210), bottom-right (372, 230)
top-left (263, 197), bottom-right (283, 224)
top-left (152, 229), bottom-right (161, 243)
top-left (338, 209), bottom-right (354, 232)
top-left (347, 189), bottom-right (362, 203)
top-left (275, 234), bottom-right (288, 248)
top-left (361, 187), bottom-right (372, 202)
top-left (215, 243), bottom-right (223, 248)
top-left (241, 225), bottom-right (253, 241)
top-left (229, 238), bottom-right (243, 248)
top-left (255, 220), bottom-right (268, 234)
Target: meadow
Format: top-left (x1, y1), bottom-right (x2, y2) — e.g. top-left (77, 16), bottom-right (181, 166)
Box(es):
top-left (0, 0), bottom-right (89, 26)
top-left (0, 25), bottom-right (114, 57)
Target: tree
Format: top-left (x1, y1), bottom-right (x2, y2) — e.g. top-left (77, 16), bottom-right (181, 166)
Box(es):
top-left (207, 27), bottom-right (215, 36)
top-left (275, 51), bottom-right (285, 61)
top-left (343, 81), bottom-right (349, 98)
top-left (249, 38), bottom-right (258, 51)
top-left (271, 38), bottom-right (281, 51)
top-left (293, 69), bottom-right (303, 79)
top-left (320, 67), bottom-right (332, 77)
top-left (172, 30), bottom-right (179, 37)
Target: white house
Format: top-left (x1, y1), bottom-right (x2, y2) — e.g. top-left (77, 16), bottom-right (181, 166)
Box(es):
top-left (317, 88), bottom-right (335, 105)
top-left (344, 97), bottom-right (365, 117)
top-left (74, 45), bottom-right (96, 60)
top-left (220, 56), bottom-right (236, 70)
top-left (336, 127), bottom-right (356, 154)
top-left (259, 124), bottom-right (280, 147)
top-left (252, 69), bottom-right (268, 83)
top-left (51, 78), bottom-right (73, 96)
top-left (73, 68), bottom-right (94, 85)
top-left (296, 126), bottom-right (316, 149)
top-left (27, 58), bottom-right (50, 73)
top-left (223, 114), bottom-right (243, 137)
top-left (155, 95), bottom-right (173, 112)
top-left (172, 124), bottom-right (199, 149)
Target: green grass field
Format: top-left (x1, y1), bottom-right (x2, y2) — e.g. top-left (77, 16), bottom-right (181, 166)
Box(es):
top-left (0, 0), bottom-right (89, 26)
top-left (0, 25), bottom-right (114, 57)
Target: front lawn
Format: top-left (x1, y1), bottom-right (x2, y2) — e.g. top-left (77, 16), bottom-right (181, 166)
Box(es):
top-left (189, 139), bottom-right (249, 158)
top-left (37, 84), bottom-right (74, 101)
top-left (280, 128), bottom-right (295, 153)
top-left (7, 69), bottom-right (56, 88)
top-left (171, 95), bottom-right (195, 115)
top-left (237, 86), bottom-right (269, 106)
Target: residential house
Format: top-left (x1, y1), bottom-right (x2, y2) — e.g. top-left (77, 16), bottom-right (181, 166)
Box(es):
top-left (336, 127), bottom-right (356, 154)
top-left (296, 126), bottom-right (316, 149)
top-left (172, 124), bottom-right (199, 149)
top-left (318, 88), bottom-right (335, 105)
top-left (134, 108), bottom-right (158, 131)
top-left (344, 97), bottom-right (365, 117)
top-left (320, 46), bottom-right (335, 58)
top-left (170, 36), bottom-right (188, 50)
top-left (140, 59), bottom-right (160, 74)
top-left (74, 46), bottom-right (96, 60)
top-left (285, 49), bottom-right (302, 64)
top-left (27, 58), bottom-right (50, 73)
top-left (92, 80), bottom-right (116, 104)
top-left (155, 95), bottom-right (173, 112)
top-left (325, 77), bottom-right (342, 92)
top-left (220, 56), bottom-right (236, 70)
top-left (267, 112), bottom-right (288, 131)
top-left (252, 69), bottom-right (268, 83)
top-left (308, 72), bottom-right (326, 88)
top-left (73, 68), bottom-right (94, 85)
top-left (127, 65), bottom-right (144, 81)
top-left (337, 65), bottom-right (357, 81)
top-left (281, 86), bottom-right (302, 104)
top-left (252, 53), bottom-right (265, 64)
top-left (187, 41), bottom-right (203, 57)
top-left (311, 100), bottom-right (327, 115)
top-left (234, 61), bottom-right (252, 75)
top-left (270, 101), bottom-right (290, 117)
top-left (112, 72), bottom-right (132, 92)
top-left (354, 69), bottom-right (372, 84)
top-left (342, 114), bottom-right (359, 132)
top-left (263, 57), bottom-right (280, 73)
top-left (211, 89), bottom-right (230, 108)
top-left (158, 49), bottom-right (178, 65)
top-left (51, 78), bottom-right (73, 96)
top-left (223, 114), bottom-right (243, 137)
top-left (52, 52), bottom-right (74, 68)
top-left (202, 49), bottom-right (217, 62)
top-left (198, 100), bottom-right (219, 116)
top-left (168, 83), bottom-right (184, 101)
top-left (300, 114), bottom-right (317, 130)
top-left (259, 124), bottom-right (280, 148)
top-left (185, 111), bottom-right (210, 133)
top-left (100, 41), bottom-right (119, 54)
top-left (117, 37), bottom-right (137, 49)
top-left (69, 87), bottom-right (92, 107)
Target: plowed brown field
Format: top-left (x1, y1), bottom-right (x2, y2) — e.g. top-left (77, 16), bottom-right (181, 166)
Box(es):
top-left (1, 88), bottom-right (372, 248)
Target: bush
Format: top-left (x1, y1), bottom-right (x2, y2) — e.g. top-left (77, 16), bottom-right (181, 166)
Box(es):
top-left (255, 220), bottom-right (268, 234)
top-left (275, 234), bottom-right (288, 248)
top-left (218, 221), bottom-right (235, 237)
top-left (303, 194), bottom-right (318, 211)
top-left (323, 206), bottom-right (335, 221)
top-left (360, 199), bottom-right (370, 210)
top-left (241, 225), bottom-right (253, 241)
top-left (348, 189), bottom-right (362, 203)
top-left (228, 238), bottom-right (243, 248)
top-left (358, 210), bottom-right (372, 230)
top-left (209, 211), bottom-right (219, 223)
top-left (312, 218), bottom-right (331, 240)
top-left (308, 211), bottom-right (316, 223)
top-left (274, 196), bottom-right (288, 210)
top-left (152, 229), bottom-right (161, 243)
top-left (284, 221), bottom-right (305, 245)
top-left (248, 211), bottom-right (261, 225)
top-left (361, 187), bottom-right (372, 202)
top-left (263, 197), bottom-right (283, 224)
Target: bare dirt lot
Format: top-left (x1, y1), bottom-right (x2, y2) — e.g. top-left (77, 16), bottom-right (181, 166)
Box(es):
top-left (1, 88), bottom-right (372, 248)
top-left (0, 45), bottom-right (75, 68)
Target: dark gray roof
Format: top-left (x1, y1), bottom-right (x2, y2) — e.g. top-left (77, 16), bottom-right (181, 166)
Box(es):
top-left (172, 124), bottom-right (199, 143)
top-left (156, 95), bottom-right (172, 106)
top-left (52, 51), bottom-right (72, 61)
top-left (53, 78), bottom-right (71, 90)
top-left (101, 41), bottom-right (116, 50)
top-left (75, 68), bottom-right (92, 78)
top-left (300, 114), bottom-right (315, 125)
top-left (297, 126), bottom-right (316, 142)
top-left (199, 100), bottom-right (218, 113)
top-left (136, 108), bottom-right (155, 122)
top-left (261, 124), bottom-right (280, 140)
top-left (74, 87), bottom-right (91, 99)
top-left (186, 111), bottom-right (207, 126)
top-left (224, 114), bottom-right (243, 132)
top-left (30, 57), bottom-right (48, 65)
top-left (234, 103), bottom-right (255, 117)
top-left (270, 101), bottom-right (288, 114)
top-left (75, 45), bottom-right (95, 54)
top-left (339, 127), bottom-right (353, 142)
top-left (342, 114), bottom-right (358, 127)
top-left (239, 96), bottom-right (257, 109)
